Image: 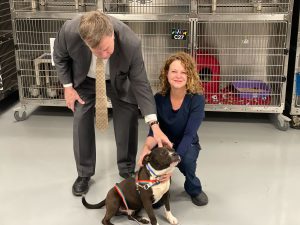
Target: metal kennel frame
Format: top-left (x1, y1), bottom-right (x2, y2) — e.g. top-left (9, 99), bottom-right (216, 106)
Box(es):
top-left (0, 0), bottom-right (18, 101)
top-left (103, 0), bottom-right (191, 14)
top-left (11, 0), bottom-right (295, 130)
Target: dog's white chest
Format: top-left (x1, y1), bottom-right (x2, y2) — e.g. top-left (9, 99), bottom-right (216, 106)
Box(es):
top-left (152, 180), bottom-right (170, 204)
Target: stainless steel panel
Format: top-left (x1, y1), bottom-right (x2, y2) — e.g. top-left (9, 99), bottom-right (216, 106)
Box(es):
top-left (197, 0), bottom-right (292, 14)
top-left (11, 0), bottom-right (97, 12)
top-left (104, 0), bottom-right (190, 14)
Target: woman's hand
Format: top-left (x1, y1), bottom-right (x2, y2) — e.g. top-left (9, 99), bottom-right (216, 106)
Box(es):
top-left (158, 172), bottom-right (172, 183)
top-left (138, 137), bottom-right (158, 167)
top-left (137, 150), bottom-right (150, 167)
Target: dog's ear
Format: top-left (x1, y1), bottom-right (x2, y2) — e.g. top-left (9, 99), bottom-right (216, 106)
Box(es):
top-left (142, 154), bottom-right (151, 166)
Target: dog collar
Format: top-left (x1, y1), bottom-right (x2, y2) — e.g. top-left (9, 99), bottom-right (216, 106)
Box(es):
top-left (146, 163), bottom-right (158, 177)
top-left (135, 164), bottom-right (161, 191)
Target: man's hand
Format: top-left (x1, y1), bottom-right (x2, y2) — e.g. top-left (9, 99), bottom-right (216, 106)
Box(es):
top-left (151, 123), bottom-right (173, 148)
top-left (64, 87), bottom-right (85, 112)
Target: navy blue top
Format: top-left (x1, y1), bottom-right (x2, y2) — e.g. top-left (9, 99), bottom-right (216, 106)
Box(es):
top-left (149, 92), bottom-right (205, 157)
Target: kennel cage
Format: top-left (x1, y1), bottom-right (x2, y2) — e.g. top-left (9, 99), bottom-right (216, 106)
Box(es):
top-left (194, 14), bottom-right (293, 130)
top-left (12, 15), bottom-right (190, 119)
top-left (11, 0), bottom-right (294, 130)
top-left (197, 20), bottom-right (288, 111)
top-left (0, 0), bottom-right (18, 101)
top-left (10, 0), bottom-right (98, 12)
top-left (13, 18), bottom-right (67, 120)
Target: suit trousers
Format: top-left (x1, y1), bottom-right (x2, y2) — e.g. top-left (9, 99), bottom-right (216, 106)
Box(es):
top-left (177, 143), bottom-right (203, 197)
top-left (73, 77), bottom-right (139, 177)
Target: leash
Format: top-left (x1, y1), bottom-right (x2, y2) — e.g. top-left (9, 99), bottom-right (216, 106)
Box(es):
top-left (114, 184), bottom-right (141, 225)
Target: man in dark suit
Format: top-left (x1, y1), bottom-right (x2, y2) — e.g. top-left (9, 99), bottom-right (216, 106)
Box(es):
top-left (53, 11), bottom-right (171, 196)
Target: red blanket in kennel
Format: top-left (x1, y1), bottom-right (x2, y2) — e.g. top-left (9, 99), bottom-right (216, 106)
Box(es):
top-left (205, 81), bottom-right (271, 105)
top-left (196, 51), bottom-right (220, 94)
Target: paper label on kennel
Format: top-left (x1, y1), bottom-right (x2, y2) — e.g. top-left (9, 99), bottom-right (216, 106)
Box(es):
top-left (50, 38), bottom-right (55, 66)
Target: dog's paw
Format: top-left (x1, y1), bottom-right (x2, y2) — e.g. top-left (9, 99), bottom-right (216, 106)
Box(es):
top-left (139, 217), bottom-right (150, 224)
top-left (165, 211), bottom-right (178, 225)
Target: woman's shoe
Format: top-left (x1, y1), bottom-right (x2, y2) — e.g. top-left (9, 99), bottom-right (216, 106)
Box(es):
top-left (191, 191), bottom-right (208, 206)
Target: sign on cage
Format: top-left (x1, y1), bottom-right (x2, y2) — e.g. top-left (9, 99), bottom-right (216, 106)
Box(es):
top-left (171, 29), bottom-right (188, 40)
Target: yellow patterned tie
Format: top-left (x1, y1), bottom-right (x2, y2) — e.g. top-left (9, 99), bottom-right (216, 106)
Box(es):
top-left (95, 57), bottom-right (108, 130)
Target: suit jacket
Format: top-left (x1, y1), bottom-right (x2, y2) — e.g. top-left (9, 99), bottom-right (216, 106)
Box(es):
top-left (53, 15), bottom-right (156, 116)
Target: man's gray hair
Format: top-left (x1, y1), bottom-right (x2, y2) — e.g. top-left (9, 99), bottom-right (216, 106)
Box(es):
top-left (79, 11), bottom-right (114, 48)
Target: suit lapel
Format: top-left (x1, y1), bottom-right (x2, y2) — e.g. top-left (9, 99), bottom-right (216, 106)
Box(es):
top-left (109, 35), bottom-right (120, 83)
top-left (79, 41), bottom-right (92, 77)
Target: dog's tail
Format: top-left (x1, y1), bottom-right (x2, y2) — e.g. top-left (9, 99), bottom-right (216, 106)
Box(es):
top-left (82, 196), bottom-right (106, 209)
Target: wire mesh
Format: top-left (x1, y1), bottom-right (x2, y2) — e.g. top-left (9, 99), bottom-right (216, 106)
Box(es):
top-left (104, 0), bottom-right (191, 14)
top-left (196, 21), bottom-right (287, 108)
top-left (197, 0), bottom-right (292, 14)
top-left (14, 18), bottom-right (67, 102)
top-left (0, 34), bottom-right (18, 97)
top-left (0, 0), bottom-right (18, 100)
top-left (11, 0), bottom-right (97, 12)
top-left (0, 0), bottom-right (12, 31)
top-left (124, 20), bottom-right (190, 93)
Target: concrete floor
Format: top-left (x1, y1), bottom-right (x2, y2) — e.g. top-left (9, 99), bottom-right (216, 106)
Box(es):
top-left (0, 94), bottom-right (299, 225)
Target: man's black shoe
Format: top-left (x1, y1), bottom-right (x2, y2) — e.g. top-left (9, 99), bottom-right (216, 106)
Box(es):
top-left (191, 191), bottom-right (208, 206)
top-left (119, 172), bottom-right (135, 179)
top-left (72, 176), bottom-right (90, 196)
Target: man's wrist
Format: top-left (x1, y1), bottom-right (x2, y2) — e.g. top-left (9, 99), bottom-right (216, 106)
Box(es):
top-left (145, 114), bottom-right (157, 123)
top-left (148, 120), bottom-right (159, 127)
top-left (63, 83), bottom-right (73, 88)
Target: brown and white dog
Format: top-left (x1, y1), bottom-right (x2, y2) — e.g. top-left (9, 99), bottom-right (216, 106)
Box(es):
top-left (82, 147), bottom-right (181, 225)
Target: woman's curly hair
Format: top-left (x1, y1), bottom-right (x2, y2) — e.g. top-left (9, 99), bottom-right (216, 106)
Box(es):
top-left (159, 52), bottom-right (203, 96)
